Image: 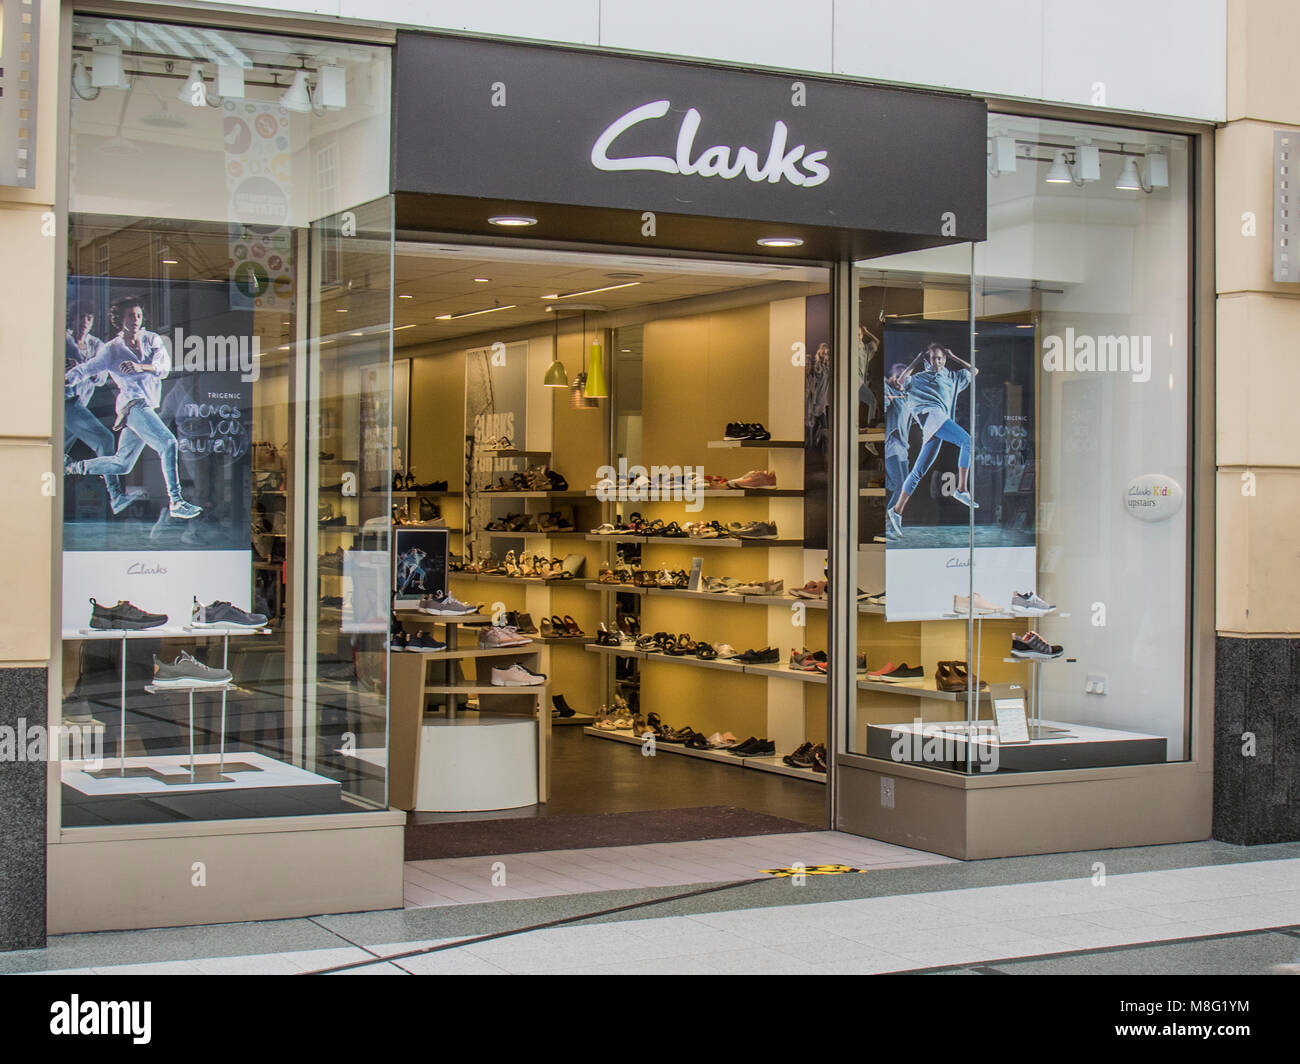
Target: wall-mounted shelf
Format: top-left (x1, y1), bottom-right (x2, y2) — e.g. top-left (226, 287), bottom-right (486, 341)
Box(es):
top-left (706, 439), bottom-right (803, 449)
top-left (582, 727), bottom-right (824, 784)
top-left (584, 533), bottom-right (802, 548)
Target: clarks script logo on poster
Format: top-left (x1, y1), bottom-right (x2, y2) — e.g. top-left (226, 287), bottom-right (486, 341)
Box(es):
top-left (591, 101), bottom-right (830, 187)
top-left (1124, 473), bottom-right (1184, 522)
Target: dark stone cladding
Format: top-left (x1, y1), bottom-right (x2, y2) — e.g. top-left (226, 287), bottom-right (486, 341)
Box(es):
top-left (1213, 635), bottom-right (1300, 845)
top-left (0, 667), bottom-right (47, 951)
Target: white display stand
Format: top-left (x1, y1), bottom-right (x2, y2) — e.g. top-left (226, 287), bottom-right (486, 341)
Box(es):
top-left (414, 717), bottom-right (538, 811)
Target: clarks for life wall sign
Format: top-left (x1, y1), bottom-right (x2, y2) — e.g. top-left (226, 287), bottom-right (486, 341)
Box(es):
top-left (393, 34), bottom-right (987, 241)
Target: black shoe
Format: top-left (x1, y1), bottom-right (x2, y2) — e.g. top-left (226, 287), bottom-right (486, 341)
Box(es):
top-left (737, 646), bottom-right (779, 664)
top-left (728, 736), bottom-right (762, 756)
top-left (746, 422), bottom-right (771, 441)
top-left (551, 694), bottom-right (576, 718)
top-left (783, 741), bottom-right (814, 767)
top-left (1011, 631), bottom-right (1063, 661)
top-left (724, 422), bottom-right (748, 440)
top-left (89, 598), bottom-right (168, 631)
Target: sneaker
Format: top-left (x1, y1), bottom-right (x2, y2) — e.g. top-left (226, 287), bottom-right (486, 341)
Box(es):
top-left (954, 592), bottom-right (1004, 615)
top-left (479, 625), bottom-right (532, 648)
top-left (387, 630), bottom-right (409, 652)
top-left (723, 422), bottom-right (750, 440)
top-left (407, 631), bottom-right (448, 652)
top-left (152, 651), bottom-right (231, 688)
top-left (418, 590), bottom-right (479, 616)
top-left (1011, 631), bottom-right (1064, 661)
top-left (866, 661), bottom-right (898, 680)
top-left (491, 663), bottom-right (547, 686)
top-left (727, 470), bottom-right (777, 489)
top-left (1011, 591), bottom-right (1056, 616)
top-left (885, 507), bottom-right (903, 541)
top-left (89, 598), bottom-right (168, 631)
top-left (783, 741), bottom-right (814, 767)
top-left (191, 598), bottom-right (267, 629)
top-left (952, 490), bottom-right (978, 509)
top-left (731, 521), bottom-right (778, 540)
top-left (736, 646), bottom-right (780, 664)
top-left (108, 487), bottom-right (148, 515)
top-left (168, 499), bottom-right (203, 520)
top-left (713, 643), bottom-right (739, 660)
top-left (871, 663), bottom-right (924, 683)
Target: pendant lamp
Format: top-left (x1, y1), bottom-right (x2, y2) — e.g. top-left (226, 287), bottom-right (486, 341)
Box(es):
top-left (569, 312), bottom-right (598, 409)
top-left (544, 312), bottom-right (568, 387)
top-left (585, 332), bottom-right (608, 398)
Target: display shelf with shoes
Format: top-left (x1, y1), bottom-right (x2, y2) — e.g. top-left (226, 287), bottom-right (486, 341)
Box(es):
top-left (855, 675), bottom-right (1015, 701)
top-left (581, 726), bottom-right (826, 783)
top-left (706, 438), bottom-right (803, 449)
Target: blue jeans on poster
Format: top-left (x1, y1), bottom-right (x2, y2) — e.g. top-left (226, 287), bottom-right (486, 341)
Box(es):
top-left (64, 398), bottom-right (123, 500)
top-left (885, 449), bottom-right (908, 511)
top-left (902, 417), bottom-right (971, 497)
top-left (79, 403), bottom-right (184, 506)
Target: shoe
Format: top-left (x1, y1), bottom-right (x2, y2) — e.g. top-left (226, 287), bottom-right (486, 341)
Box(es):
top-left (728, 736), bottom-right (775, 756)
top-left (812, 744), bottom-right (828, 773)
top-left (731, 521), bottom-right (778, 540)
top-left (866, 661), bottom-right (898, 680)
top-left (490, 663), bottom-right (547, 686)
top-left (885, 507), bottom-right (902, 541)
top-left (168, 499), bottom-right (203, 520)
top-left (713, 643), bottom-right (738, 660)
top-left (386, 629), bottom-right (408, 652)
top-left (191, 598), bottom-right (267, 629)
top-left (952, 490), bottom-right (979, 509)
top-left (789, 648), bottom-right (827, 672)
top-left (418, 590), bottom-right (479, 616)
top-left (745, 422), bottom-right (771, 441)
top-left (954, 592), bottom-right (1004, 615)
top-left (108, 487), bottom-right (148, 515)
top-left (783, 741), bottom-right (815, 767)
top-left (513, 612), bottom-right (539, 634)
top-left (790, 581), bottom-right (827, 600)
top-left (479, 625), bottom-right (532, 648)
top-left (1011, 591), bottom-right (1056, 615)
top-left (871, 663), bottom-right (923, 683)
top-left (1011, 631), bottom-right (1064, 661)
top-left (89, 598), bottom-right (167, 631)
top-left (727, 470), bottom-right (777, 489)
top-left (723, 422), bottom-right (751, 440)
top-left (737, 647), bottom-right (780, 665)
top-left (151, 651), bottom-right (231, 688)
top-left (707, 731), bottom-right (739, 749)
top-left (552, 695), bottom-right (577, 718)
top-left (935, 660), bottom-right (985, 692)
top-left (407, 631), bottom-right (448, 652)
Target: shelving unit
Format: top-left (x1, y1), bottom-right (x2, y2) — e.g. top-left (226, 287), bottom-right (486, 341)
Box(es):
top-left (583, 533), bottom-right (804, 548)
top-left (581, 726), bottom-right (825, 784)
top-left (706, 438), bottom-right (803, 449)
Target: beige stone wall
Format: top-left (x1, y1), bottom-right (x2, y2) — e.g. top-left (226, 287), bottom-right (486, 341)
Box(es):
top-left (0, 0), bottom-right (60, 668)
top-left (1218, 1), bottom-right (1300, 634)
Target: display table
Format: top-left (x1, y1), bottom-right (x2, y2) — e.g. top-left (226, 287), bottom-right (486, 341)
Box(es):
top-left (414, 717), bottom-right (538, 811)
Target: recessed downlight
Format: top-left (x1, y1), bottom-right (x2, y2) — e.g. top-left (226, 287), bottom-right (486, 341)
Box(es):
top-left (473, 277), bottom-right (491, 283)
top-left (398, 294), bottom-right (414, 299)
top-left (757, 236), bottom-right (804, 248)
top-left (435, 304), bottom-right (517, 321)
top-left (488, 215), bottom-right (538, 227)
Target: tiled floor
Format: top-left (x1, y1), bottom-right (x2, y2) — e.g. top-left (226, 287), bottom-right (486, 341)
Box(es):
top-left (21, 852), bottom-right (1300, 975)
top-left (402, 831), bottom-right (955, 907)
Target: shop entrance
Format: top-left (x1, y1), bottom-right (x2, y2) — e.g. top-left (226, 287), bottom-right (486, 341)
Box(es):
top-left (382, 237), bottom-right (835, 845)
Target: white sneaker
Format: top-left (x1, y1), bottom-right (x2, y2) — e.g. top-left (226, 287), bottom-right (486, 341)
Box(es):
top-left (419, 590), bottom-right (478, 615)
top-left (885, 507), bottom-right (903, 541)
top-left (490, 663), bottom-right (546, 686)
top-left (954, 592), bottom-right (1004, 615)
top-left (952, 490), bottom-right (979, 509)
top-left (1011, 591), bottom-right (1056, 615)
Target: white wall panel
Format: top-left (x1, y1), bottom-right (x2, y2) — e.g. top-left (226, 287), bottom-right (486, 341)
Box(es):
top-left (134, 0), bottom-right (1226, 121)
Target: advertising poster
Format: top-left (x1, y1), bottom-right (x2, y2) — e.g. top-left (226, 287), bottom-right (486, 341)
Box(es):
top-left (62, 277), bottom-right (256, 631)
top-left (883, 320), bottom-right (1036, 620)
top-left (802, 293), bottom-right (830, 549)
top-left (465, 342), bottom-right (528, 566)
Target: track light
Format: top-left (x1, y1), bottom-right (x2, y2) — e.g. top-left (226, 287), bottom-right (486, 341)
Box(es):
top-left (1115, 156), bottom-right (1143, 191)
top-left (990, 134), bottom-right (1017, 175)
top-left (281, 70), bottom-right (313, 113)
top-left (1145, 149), bottom-right (1169, 189)
top-left (1045, 149), bottom-right (1073, 184)
top-left (178, 64), bottom-right (211, 107)
top-left (71, 56), bottom-right (100, 100)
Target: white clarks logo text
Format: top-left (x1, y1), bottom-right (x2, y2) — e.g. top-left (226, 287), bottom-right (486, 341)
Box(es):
top-left (591, 100), bottom-right (830, 188)
top-left (50, 996), bottom-right (151, 1044)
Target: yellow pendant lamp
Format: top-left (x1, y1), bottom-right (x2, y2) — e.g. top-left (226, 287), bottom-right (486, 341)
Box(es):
top-left (585, 333), bottom-right (608, 398)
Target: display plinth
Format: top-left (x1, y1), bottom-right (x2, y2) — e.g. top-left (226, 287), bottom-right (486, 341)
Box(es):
top-left (415, 717), bottom-right (538, 811)
top-left (865, 718), bottom-right (1168, 773)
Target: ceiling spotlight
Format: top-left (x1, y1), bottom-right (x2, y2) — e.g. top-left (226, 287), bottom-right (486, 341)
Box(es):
top-left (473, 277), bottom-right (491, 283)
top-left (488, 215), bottom-right (537, 227)
top-left (757, 237), bottom-right (804, 248)
top-left (91, 45), bottom-right (130, 90)
top-left (281, 70), bottom-right (313, 114)
top-left (435, 304), bottom-right (517, 321)
top-left (71, 56), bottom-right (101, 100)
top-left (316, 64), bottom-right (347, 110)
top-left (217, 63), bottom-right (247, 100)
top-left (397, 294), bottom-right (414, 299)
top-left (541, 282), bottom-right (641, 300)
top-left (178, 64), bottom-right (212, 107)
top-left (1115, 156), bottom-right (1143, 191)
top-left (162, 258), bottom-right (179, 265)
top-left (1045, 149), bottom-right (1073, 184)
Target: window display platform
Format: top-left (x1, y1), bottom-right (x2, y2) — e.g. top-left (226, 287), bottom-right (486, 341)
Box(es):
top-left (61, 752), bottom-right (345, 825)
top-left (865, 718), bottom-right (1168, 773)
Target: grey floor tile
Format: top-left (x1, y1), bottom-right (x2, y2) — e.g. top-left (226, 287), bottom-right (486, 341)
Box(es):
top-left (991, 931), bottom-right (1300, 975)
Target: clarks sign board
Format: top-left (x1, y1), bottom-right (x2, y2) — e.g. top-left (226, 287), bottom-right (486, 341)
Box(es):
top-left (393, 34), bottom-right (987, 240)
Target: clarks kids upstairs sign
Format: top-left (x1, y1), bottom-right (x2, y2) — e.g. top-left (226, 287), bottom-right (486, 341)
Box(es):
top-left (393, 34), bottom-right (987, 242)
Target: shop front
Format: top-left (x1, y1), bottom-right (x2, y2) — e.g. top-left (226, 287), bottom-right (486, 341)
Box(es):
top-left (36, 10), bottom-right (1209, 938)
